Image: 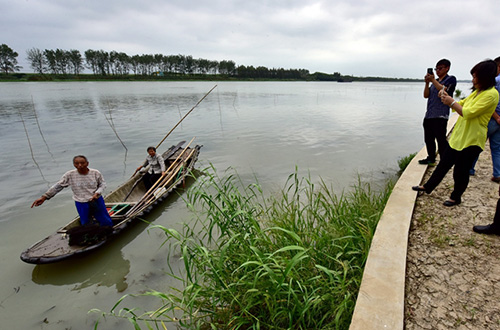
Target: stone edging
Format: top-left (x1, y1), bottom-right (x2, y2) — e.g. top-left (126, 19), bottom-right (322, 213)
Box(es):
top-left (349, 114), bottom-right (458, 329)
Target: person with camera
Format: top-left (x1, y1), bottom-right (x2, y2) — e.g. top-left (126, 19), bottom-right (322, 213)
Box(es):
top-left (413, 59), bottom-right (499, 207)
top-left (418, 59), bottom-right (457, 166)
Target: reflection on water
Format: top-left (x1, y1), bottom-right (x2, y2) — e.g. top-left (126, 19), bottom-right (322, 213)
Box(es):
top-left (32, 249), bottom-right (130, 293)
top-left (0, 80), bottom-right (471, 329)
top-left (30, 176), bottom-right (194, 293)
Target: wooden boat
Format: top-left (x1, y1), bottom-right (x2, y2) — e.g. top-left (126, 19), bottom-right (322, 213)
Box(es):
top-left (20, 140), bottom-right (201, 264)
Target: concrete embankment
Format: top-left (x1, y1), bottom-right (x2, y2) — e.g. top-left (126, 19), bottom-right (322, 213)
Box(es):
top-left (349, 114), bottom-right (458, 329)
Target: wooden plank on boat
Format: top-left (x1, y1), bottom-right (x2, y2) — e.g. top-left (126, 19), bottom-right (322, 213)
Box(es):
top-left (20, 142), bottom-right (202, 264)
top-left (105, 202), bottom-right (137, 206)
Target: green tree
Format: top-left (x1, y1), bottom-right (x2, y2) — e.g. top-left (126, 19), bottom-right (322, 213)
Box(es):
top-left (208, 60), bottom-right (219, 74)
top-left (153, 53), bottom-right (164, 74)
top-left (256, 66), bottom-right (270, 78)
top-left (55, 49), bottom-right (69, 74)
top-left (84, 49), bottom-right (109, 75)
top-left (116, 52), bottom-right (130, 75)
top-left (26, 48), bottom-right (46, 74)
top-left (0, 44), bottom-right (21, 74)
top-left (67, 49), bottom-right (83, 75)
top-left (85, 49), bottom-right (98, 74)
top-left (95, 50), bottom-right (109, 75)
top-left (196, 58), bottom-right (210, 74)
top-left (170, 54), bottom-right (182, 73)
top-left (109, 51), bottom-right (130, 75)
top-left (137, 54), bottom-right (154, 75)
top-left (129, 54), bottom-right (140, 75)
top-left (184, 55), bottom-right (194, 74)
top-left (219, 60), bottom-right (236, 75)
top-left (164, 55), bottom-right (179, 73)
top-left (44, 49), bottom-right (58, 74)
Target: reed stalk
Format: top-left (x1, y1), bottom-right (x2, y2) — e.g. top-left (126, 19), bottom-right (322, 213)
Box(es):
top-left (96, 166), bottom-right (394, 330)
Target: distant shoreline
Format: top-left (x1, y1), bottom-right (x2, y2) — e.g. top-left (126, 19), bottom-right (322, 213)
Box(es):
top-left (0, 72), bottom-right (423, 83)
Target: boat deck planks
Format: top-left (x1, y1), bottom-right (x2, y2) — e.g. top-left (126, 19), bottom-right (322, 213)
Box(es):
top-left (21, 142), bottom-right (201, 264)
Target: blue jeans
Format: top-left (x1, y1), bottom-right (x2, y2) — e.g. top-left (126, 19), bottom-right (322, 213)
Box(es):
top-left (470, 118), bottom-right (500, 177)
top-left (488, 119), bottom-right (500, 177)
top-left (75, 196), bottom-right (113, 226)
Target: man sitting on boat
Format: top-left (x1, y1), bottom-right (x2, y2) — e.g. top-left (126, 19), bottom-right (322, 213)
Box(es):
top-left (31, 155), bottom-right (113, 227)
top-left (134, 146), bottom-right (167, 190)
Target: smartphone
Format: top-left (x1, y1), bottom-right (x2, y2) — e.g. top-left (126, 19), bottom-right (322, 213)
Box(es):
top-left (427, 68), bottom-right (433, 75)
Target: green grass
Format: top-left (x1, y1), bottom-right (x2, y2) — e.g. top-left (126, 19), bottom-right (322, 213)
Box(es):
top-left (397, 152), bottom-right (417, 175)
top-left (94, 166), bottom-right (394, 329)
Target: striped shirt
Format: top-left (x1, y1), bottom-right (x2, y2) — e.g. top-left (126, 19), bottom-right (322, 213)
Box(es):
top-left (43, 168), bottom-right (107, 203)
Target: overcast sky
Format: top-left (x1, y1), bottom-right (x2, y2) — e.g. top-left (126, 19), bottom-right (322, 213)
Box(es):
top-left (3, 0), bottom-right (500, 80)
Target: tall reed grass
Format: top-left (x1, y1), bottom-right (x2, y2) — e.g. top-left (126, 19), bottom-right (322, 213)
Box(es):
top-left (96, 166), bottom-right (394, 329)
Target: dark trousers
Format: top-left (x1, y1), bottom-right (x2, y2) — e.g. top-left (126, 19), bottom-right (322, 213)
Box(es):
top-left (142, 172), bottom-right (162, 190)
top-left (423, 118), bottom-right (449, 162)
top-left (423, 145), bottom-right (482, 202)
top-left (493, 199), bottom-right (500, 227)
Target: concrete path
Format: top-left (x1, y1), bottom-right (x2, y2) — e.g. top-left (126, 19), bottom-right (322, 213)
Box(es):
top-left (349, 115), bottom-right (459, 329)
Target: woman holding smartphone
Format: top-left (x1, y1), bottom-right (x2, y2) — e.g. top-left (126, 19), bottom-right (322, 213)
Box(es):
top-left (413, 59), bottom-right (499, 206)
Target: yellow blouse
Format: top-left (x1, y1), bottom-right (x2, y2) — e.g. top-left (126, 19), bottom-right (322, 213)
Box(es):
top-left (449, 87), bottom-right (499, 151)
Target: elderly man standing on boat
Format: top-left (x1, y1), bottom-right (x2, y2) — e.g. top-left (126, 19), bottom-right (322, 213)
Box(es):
top-left (31, 155), bottom-right (113, 227)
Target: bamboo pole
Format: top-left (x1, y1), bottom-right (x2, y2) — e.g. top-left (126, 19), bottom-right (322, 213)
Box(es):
top-left (137, 148), bottom-right (197, 208)
top-left (125, 157), bottom-right (192, 219)
top-left (123, 140), bottom-right (186, 202)
top-left (125, 137), bottom-right (196, 216)
top-left (125, 148), bottom-right (197, 219)
top-left (155, 85), bottom-right (217, 150)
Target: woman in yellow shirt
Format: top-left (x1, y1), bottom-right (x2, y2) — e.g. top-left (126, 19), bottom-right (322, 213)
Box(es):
top-left (413, 59), bottom-right (499, 206)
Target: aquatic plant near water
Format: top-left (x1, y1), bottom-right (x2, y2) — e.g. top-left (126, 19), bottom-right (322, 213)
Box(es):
top-left (94, 166), bottom-right (394, 329)
top-left (398, 152), bottom-right (417, 175)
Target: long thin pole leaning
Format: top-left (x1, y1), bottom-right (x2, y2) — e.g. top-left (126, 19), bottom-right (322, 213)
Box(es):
top-left (126, 137), bottom-right (196, 216)
top-left (126, 150), bottom-right (196, 219)
top-left (126, 147), bottom-right (195, 219)
top-left (155, 84), bottom-right (217, 150)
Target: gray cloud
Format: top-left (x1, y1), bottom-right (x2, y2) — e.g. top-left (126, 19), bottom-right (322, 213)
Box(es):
top-left (3, 0), bottom-right (500, 79)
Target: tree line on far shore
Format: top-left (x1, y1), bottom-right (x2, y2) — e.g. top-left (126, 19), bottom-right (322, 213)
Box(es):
top-left (0, 43), bottom-right (418, 82)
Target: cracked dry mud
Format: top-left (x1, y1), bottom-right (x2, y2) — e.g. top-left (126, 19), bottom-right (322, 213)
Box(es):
top-left (405, 141), bottom-right (500, 330)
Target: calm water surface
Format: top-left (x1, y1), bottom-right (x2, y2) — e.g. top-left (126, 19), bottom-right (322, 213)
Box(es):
top-left (0, 81), bottom-right (469, 328)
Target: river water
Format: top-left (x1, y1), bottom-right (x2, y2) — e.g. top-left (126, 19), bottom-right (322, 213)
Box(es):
top-left (0, 80), bottom-right (469, 329)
